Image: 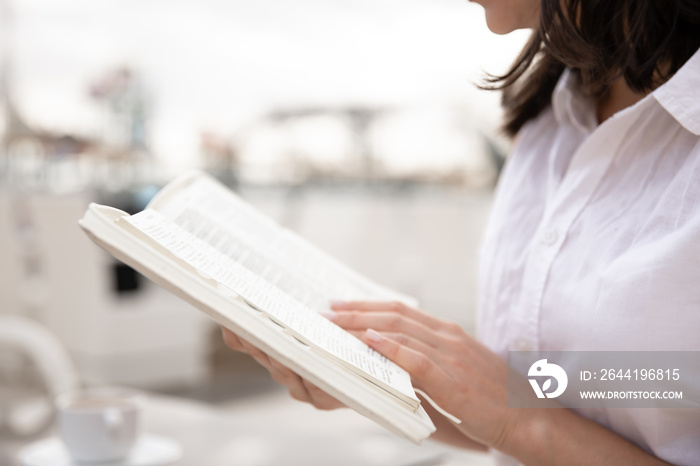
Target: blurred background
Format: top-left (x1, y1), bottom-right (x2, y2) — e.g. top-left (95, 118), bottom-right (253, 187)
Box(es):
top-left (0, 0), bottom-right (529, 464)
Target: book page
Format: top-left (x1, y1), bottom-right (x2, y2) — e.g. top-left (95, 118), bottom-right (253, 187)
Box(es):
top-left (126, 209), bottom-right (418, 404)
top-left (151, 174), bottom-right (417, 309)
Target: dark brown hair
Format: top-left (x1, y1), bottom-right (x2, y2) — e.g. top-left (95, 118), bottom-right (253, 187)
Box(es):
top-left (489, 0), bottom-right (700, 136)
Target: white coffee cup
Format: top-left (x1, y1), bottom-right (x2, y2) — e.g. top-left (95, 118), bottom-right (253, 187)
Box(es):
top-left (56, 387), bottom-right (145, 463)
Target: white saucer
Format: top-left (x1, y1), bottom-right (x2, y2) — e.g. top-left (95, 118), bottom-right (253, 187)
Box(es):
top-left (18, 433), bottom-right (183, 466)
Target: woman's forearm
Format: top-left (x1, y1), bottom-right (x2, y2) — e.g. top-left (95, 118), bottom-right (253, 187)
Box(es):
top-left (427, 394), bottom-right (669, 464)
top-left (420, 397), bottom-right (488, 451)
top-left (501, 407), bottom-right (670, 466)
top-left (329, 302), bottom-right (674, 464)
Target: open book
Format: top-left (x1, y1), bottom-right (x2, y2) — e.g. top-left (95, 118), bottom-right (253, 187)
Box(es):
top-left (79, 171), bottom-right (436, 443)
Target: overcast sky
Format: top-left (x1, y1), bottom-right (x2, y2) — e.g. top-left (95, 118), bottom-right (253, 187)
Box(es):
top-left (4, 0), bottom-right (529, 172)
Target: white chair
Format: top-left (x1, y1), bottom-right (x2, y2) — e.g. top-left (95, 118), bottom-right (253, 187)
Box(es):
top-left (0, 192), bottom-right (80, 437)
top-left (0, 192), bottom-right (24, 318)
top-left (0, 314), bottom-right (80, 437)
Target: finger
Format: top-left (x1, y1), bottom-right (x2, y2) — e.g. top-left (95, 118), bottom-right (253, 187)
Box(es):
top-left (264, 357), bottom-right (343, 409)
top-left (267, 355), bottom-right (303, 385)
top-left (370, 331), bottom-right (437, 357)
top-left (349, 329), bottom-right (445, 359)
top-left (234, 339), bottom-right (339, 409)
top-left (239, 338), bottom-right (275, 370)
top-left (242, 344), bottom-right (312, 403)
top-left (364, 329), bottom-right (448, 388)
top-left (281, 372), bottom-right (312, 403)
top-left (330, 301), bottom-right (446, 331)
top-left (236, 340), bottom-right (305, 391)
top-left (266, 357), bottom-right (313, 402)
top-left (325, 310), bottom-right (446, 348)
top-left (346, 330), bottom-right (366, 341)
top-left (300, 379), bottom-right (345, 410)
top-left (221, 327), bottom-right (246, 352)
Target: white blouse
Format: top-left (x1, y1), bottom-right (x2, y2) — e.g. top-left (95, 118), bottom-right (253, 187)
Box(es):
top-left (477, 47), bottom-right (700, 465)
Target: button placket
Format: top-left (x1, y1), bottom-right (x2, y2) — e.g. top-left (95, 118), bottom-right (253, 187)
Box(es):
top-left (514, 339), bottom-right (533, 351)
top-left (509, 118), bottom-right (637, 352)
top-left (505, 98), bottom-right (653, 355)
top-left (540, 229), bottom-right (559, 246)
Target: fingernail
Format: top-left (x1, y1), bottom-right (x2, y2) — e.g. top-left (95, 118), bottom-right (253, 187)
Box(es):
top-left (330, 300), bottom-right (348, 308)
top-left (366, 329), bottom-right (383, 343)
top-left (221, 327), bottom-right (235, 346)
top-left (319, 310), bottom-right (337, 321)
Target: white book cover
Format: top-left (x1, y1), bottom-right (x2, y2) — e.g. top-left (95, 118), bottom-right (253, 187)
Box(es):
top-left (79, 171), bottom-right (436, 443)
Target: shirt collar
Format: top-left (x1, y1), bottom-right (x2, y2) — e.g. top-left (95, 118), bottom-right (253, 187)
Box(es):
top-left (653, 46), bottom-right (700, 136)
top-left (551, 68), bottom-right (598, 134)
top-left (553, 47), bottom-right (700, 136)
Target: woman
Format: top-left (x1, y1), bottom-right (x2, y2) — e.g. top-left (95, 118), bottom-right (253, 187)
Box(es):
top-left (223, 0), bottom-right (700, 464)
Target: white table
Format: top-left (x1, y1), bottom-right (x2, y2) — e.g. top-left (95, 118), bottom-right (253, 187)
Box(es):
top-left (9, 392), bottom-right (496, 466)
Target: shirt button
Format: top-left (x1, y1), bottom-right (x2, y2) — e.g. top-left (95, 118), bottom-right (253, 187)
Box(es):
top-left (515, 339), bottom-right (533, 351)
top-left (540, 229), bottom-right (559, 246)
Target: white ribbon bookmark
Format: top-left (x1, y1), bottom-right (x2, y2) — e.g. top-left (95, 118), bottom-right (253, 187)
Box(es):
top-left (414, 388), bottom-right (462, 424)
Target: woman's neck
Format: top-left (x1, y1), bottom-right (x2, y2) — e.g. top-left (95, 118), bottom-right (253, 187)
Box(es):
top-left (596, 77), bottom-right (648, 124)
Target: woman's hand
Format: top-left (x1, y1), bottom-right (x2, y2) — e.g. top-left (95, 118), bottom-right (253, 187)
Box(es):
top-left (222, 302), bottom-right (666, 464)
top-left (328, 301), bottom-right (672, 465)
top-left (328, 300), bottom-right (518, 450)
top-left (221, 328), bottom-right (345, 410)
